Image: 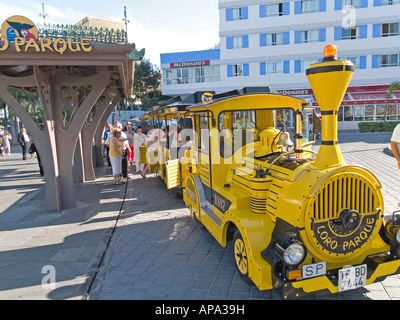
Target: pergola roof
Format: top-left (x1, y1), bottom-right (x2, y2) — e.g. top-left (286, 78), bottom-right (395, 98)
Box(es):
top-left (0, 42), bottom-right (135, 98)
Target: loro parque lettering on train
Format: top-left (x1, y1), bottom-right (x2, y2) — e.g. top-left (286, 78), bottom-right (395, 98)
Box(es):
top-left (0, 15), bottom-right (92, 55)
top-left (312, 213), bottom-right (379, 254)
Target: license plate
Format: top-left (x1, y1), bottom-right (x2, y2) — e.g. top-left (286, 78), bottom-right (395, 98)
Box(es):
top-left (338, 264), bottom-right (367, 292)
top-left (302, 261), bottom-right (326, 279)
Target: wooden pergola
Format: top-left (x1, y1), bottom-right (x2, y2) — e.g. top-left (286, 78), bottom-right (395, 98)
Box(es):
top-left (0, 40), bottom-right (142, 211)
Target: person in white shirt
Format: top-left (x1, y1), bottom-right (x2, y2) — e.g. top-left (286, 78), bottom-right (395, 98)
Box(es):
top-left (105, 122), bottom-right (129, 176)
top-left (2, 131), bottom-right (12, 156)
top-left (18, 128), bottom-right (30, 160)
top-left (133, 126), bottom-right (147, 173)
top-left (140, 128), bottom-right (165, 181)
top-left (125, 121), bottom-right (135, 167)
top-left (391, 123), bottom-right (400, 178)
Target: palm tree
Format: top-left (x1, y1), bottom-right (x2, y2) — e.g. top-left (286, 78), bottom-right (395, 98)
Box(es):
top-left (385, 81), bottom-right (400, 122)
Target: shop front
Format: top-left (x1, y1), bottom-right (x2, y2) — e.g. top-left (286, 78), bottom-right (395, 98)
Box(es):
top-left (277, 85), bottom-right (400, 130)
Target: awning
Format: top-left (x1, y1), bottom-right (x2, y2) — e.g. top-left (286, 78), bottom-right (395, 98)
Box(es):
top-left (308, 85), bottom-right (400, 106)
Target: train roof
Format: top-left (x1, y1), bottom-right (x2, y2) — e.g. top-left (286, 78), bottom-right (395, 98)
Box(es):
top-left (141, 87), bottom-right (311, 120)
top-left (141, 90), bottom-right (216, 120)
top-left (187, 87), bottom-right (309, 112)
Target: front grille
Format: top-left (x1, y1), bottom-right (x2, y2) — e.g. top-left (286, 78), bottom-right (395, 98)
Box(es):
top-left (309, 173), bottom-right (379, 221)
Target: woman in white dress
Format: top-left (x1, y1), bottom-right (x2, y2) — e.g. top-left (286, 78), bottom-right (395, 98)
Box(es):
top-left (2, 131), bottom-right (12, 156)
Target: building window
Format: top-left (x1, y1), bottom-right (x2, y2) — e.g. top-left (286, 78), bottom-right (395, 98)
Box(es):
top-left (266, 3), bottom-right (284, 16)
top-left (233, 36), bottom-right (242, 49)
top-left (267, 62), bottom-right (283, 74)
top-left (341, 26), bottom-right (359, 39)
top-left (376, 104), bottom-right (386, 120)
top-left (268, 33), bottom-right (284, 46)
top-left (302, 30), bottom-right (319, 43)
top-left (344, 106), bottom-right (354, 121)
top-left (353, 105), bottom-right (364, 121)
top-left (336, 25), bottom-right (367, 40)
top-left (260, 32), bottom-right (289, 46)
top-left (233, 64), bottom-right (243, 76)
top-left (381, 0), bottom-right (400, 5)
top-left (162, 65), bottom-right (220, 85)
top-left (380, 54), bottom-right (399, 67)
top-left (226, 7), bottom-right (248, 21)
top-left (302, 0), bottom-right (320, 13)
top-left (203, 65), bottom-right (221, 82)
top-left (343, 56), bottom-right (360, 68)
top-left (177, 68), bottom-right (189, 84)
top-left (227, 35), bottom-right (249, 49)
top-left (301, 59), bottom-right (319, 72)
top-left (218, 111), bottom-right (256, 157)
top-left (365, 105), bottom-right (375, 121)
top-left (228, 64), bottom-right (249, 77)
top-left (342, 0), bottom-right (362, 7)
top-left (337, 0), bottom-right (368, 9)
top-left (260, 2), bottom-right (290, 17)
top-left (232, 8), bottom-right (243, 20)
top-left (338, 106), bottom-right (344, 121)
top-left (382, 22), bottom-right (399, 37)
top-left (387, 104), bottom-right (397, 120)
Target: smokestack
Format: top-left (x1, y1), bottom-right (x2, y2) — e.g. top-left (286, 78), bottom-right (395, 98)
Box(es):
top-left (306, 44), bottom-right (354, 168)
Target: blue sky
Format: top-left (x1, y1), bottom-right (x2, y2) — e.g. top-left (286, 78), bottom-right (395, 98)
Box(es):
top-left (0, 0), bottom-right (220, 67)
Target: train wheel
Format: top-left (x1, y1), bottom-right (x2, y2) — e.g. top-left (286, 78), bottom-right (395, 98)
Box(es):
top-left (233, 230), bottom-right (252, 284)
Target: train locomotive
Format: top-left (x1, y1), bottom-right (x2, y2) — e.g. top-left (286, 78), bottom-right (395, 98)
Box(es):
top-left (146, 45), bottom-right (400, 298)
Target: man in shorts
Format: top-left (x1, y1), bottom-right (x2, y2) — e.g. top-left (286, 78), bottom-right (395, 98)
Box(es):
top-left (391, 123), bottom-right (400, 207)
top-left (391, 124), bottom-right (400, 173)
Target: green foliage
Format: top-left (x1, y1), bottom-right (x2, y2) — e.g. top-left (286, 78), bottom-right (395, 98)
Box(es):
top-left (386, 81), bottom-right (400, 100)
top-left (133, 59), bottom-right (166, 110)
top-left (0, 88), bottom-right (44, 127)
top-left (358, 121), bottom-right (400, 132)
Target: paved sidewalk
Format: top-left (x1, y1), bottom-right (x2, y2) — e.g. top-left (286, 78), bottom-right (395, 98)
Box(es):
top-left (0, 146), bottom-right (126, 299)
top-left (92, 130), bottom-right (400, 301)
top-left (0, 131), bottom-right (400, 300)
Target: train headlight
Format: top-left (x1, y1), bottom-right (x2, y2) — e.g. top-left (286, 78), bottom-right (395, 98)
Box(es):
top-left (283, 243), bottom-right (306, 267)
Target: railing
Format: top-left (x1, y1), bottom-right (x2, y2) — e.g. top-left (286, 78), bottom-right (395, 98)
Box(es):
top-left (163, 75), bottom-right (221, 85)
top-left (37, 24), bottom-right (127, 44)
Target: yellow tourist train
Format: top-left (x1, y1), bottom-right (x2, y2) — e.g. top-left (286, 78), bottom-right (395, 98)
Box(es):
top-left (141, 45), bottom-right (400, 298)
top-left (140, 92), bottom-right (213, 197)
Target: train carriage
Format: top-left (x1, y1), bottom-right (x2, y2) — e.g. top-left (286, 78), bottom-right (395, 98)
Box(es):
top-left (140, 92), bottom-right (214, 195)
top-left (178, 45), bottom-right (400, 299)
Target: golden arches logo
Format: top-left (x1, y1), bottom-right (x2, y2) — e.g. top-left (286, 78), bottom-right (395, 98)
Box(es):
top-left (1, 16), bottom-right (39, 42)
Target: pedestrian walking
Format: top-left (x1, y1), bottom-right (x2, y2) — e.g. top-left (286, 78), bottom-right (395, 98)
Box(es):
top-left (125, 121), bottom-right (135, 169)
top-left (17, 128), bottom-right (30, 160)
top-left (391, 123), bottom-right (400, 207)
top-left (391, 123), bottom-right (400, 176)
top-left (0, 133), bottom-right (3, 157)
top-left (133, 126), bottom-right (147, 173)
top-left (116, 122), bottom-right (129, 178)
top-left (1, 131), bottom-right (12, 156)
top-left (109, 127), bottom-right (124, 185)
top-left (140, 128), bottom-right (165, 181)
top-left (103, 123), bottom-right (113, 167)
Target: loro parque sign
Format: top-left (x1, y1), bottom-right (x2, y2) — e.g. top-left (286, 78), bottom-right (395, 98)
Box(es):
top-left (0, 15), bottom-right (92, 54)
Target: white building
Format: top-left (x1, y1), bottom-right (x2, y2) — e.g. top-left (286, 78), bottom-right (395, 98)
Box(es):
top-left (160, 0), bottom-right (400, 129)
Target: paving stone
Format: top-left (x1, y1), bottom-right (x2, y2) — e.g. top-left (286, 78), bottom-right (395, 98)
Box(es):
top-left (2, 133), bottom-right (400, 300)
